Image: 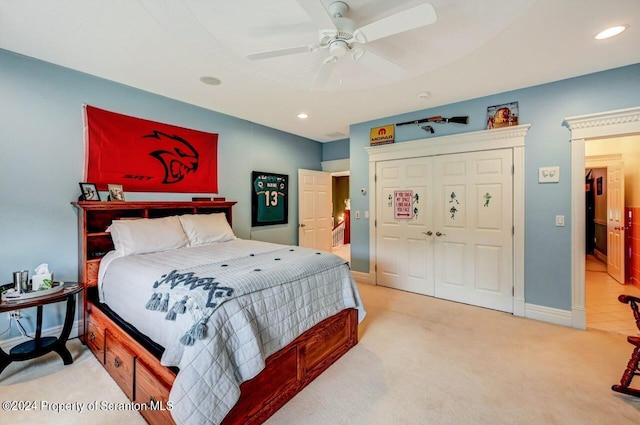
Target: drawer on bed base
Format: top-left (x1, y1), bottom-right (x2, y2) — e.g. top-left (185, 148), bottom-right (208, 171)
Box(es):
top-left (86, 313), bottom-right (106, 364)
top-left (304, 309), bottom-right (352, 372)
top-left (135, 360), bottom-right (176, 425)
top-left (105, 331), bottom-right (136, 400)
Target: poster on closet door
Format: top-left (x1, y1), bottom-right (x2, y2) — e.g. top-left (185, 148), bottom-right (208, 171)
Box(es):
top-left (394, 190), bottom-right (414, 219)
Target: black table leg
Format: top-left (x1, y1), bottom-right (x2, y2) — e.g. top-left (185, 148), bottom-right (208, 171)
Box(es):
top-left (52, 294), bottom-right (75, 365)
top-left (0, 292), bottom-right (78, 377)
top-left (0, 347), bottom-right (11, 374)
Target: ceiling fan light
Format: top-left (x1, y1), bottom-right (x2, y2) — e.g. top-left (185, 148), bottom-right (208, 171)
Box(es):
top-left (594, 25), bottom-right (627, 40)
top-left (329, 40), bottom-right (349, 58)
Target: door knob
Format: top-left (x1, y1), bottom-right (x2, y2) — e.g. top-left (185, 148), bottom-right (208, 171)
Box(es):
top-left (300, 224), bottom-right (306, 227)
top-left (422, 231), bottom-right (433, 236)
top-left (436, 231), bottom-right (446, 237)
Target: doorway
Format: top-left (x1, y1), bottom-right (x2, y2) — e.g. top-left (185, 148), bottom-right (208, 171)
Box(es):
top-left (584, 143), bottom-right (638, 334)
top-left (331, 172), bottom-right (350, 263)
top-left (566, 106), bottom-right (640, 330)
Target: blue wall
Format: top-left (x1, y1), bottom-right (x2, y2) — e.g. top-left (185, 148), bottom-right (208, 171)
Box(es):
top-left (322, 138), bottom-right (349, 161)
top-left (0, 50), bottom-right (322, 338)
top-left (349, 63), bottom-right (640, 311)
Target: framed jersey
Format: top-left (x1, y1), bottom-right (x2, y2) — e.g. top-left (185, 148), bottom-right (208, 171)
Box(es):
top-left (251, 171), bottom-right (288, 226)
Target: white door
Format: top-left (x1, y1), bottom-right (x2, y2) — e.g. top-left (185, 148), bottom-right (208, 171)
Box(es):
top-left (374, 149), bottom-right (514, 313)
top-left (607, 162), bottom-right (625, 283)
top-left (376, 157), bottom-right (434, 295)
top-left (432, 150), bottom-right (514, 312)
top-left (298, 169), bottom-right (332, 251)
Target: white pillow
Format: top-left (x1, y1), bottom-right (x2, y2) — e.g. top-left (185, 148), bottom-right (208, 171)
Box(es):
top-left (178, 213), bottom-right (236, 246)
top-left (109, 215), bottom-right (188, 256)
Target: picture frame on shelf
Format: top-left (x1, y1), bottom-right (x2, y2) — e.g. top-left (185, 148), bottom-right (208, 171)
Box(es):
top-left (107, 184), bottom-right (125, 201)
top-left (78, 182), bottom-right (100, 201)
top-left (486, 101), bottom-right (519, 129)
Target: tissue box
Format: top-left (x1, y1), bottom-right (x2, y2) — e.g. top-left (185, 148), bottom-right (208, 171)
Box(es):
top-left (31, 273), bottom-right (52, 291)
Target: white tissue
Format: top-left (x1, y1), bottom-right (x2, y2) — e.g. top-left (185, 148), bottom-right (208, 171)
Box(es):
top-left (35, 263), bottom-right (50, 275)
top-left (32, 263), bottom-right (52, 291)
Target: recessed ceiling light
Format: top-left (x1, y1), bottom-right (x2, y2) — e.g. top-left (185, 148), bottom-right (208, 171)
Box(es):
top-left (200, 76), bottom-right (222, 86)
top-left (297, 113), bottom-right (309, 119)
top-left (595, 25), bottom-right (627, 40)
top-left (418, 91), bottom-right (431, 100)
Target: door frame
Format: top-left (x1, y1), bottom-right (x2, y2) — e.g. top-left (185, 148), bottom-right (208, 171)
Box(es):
top-left (565, 106), bottom-right (640, 329)
top-left (366, 124), bottom-right (529, 317)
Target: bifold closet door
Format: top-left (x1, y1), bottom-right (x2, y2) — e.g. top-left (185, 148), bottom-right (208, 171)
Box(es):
top-left (374, 149), bottom-right (514, 313)
top-left (432, 149), bottom-right (514, 313)
top-left (376, 157), bottom-right (434, 295)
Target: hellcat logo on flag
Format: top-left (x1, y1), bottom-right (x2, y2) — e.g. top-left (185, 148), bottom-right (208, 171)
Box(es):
top-left (84, 105), bottom-right (218, 193)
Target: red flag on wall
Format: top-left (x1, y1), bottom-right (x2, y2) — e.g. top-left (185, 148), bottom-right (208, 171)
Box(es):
top-left (84, 105), bottom-right (218, 193)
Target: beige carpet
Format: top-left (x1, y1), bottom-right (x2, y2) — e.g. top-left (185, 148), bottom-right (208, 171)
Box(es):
top-left (0, 339), bottom-right (147, 425)
top-left (2, 283), bottom-right (640, 425)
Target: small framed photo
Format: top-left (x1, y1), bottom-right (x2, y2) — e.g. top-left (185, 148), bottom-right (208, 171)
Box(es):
top-left (486, 101), bottom-right (519, 129)
top-left (79, 182), bottom-right (100, 201)
top-left (108, 184), bottom-right (125, 201)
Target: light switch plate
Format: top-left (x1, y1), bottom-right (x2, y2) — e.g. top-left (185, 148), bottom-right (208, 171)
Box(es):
top-left (539, 166), bottom-right (560, 183)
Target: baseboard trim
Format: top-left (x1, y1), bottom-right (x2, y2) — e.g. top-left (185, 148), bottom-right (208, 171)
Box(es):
top-left (0, 319), bottom-right (80, 352)
top-left (525, 303), bottom-right (572, 327)
top-left (593, 249), bottom-right (607, 265)
top-left (350, 270), bottom-right (372, 285)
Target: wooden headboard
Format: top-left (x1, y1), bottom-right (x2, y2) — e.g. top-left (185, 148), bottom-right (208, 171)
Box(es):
top-left (72, 200), bottom-right (237, 288)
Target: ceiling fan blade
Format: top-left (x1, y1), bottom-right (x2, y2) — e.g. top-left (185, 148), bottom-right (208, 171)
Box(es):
top-left (353, 49), bottom-right (405, 80)
top-left (354, 3), bottom-right (437, 43)
top-left (296, 0), bottom-right (337, 30)
top-left (312, 57), bottom-right (337, 90)
top-left (247, 45), bottom-right (315, 60)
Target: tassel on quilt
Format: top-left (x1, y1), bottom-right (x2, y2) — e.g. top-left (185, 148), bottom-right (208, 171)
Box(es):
top-left (179, 318), bottom-right (208, 346)
top-left (180, 331), bottom-right (195, 346)
top-left (175, 296), bottom-right (188, 314)
top-left (165, 296), bottom-right (189, 321)
top-left (165, 309), bottom-right (176, 321)
top-left (145, 293), bottom-right (161, 310)
top-left (194, 318), bottom-right (207, 340)
top-left (160, 293), bottom-right (170, 312)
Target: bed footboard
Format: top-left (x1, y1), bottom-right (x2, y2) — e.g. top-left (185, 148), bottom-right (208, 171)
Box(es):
top-left (86, 301), bottom-right (358, 425)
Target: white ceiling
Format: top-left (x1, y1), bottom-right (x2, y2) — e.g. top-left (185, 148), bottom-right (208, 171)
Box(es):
top-left (1, 0), bottom-right (639, 142)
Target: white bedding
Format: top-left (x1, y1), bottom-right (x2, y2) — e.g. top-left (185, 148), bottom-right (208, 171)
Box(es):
top-left (98, 239), bottom-right (365, 425)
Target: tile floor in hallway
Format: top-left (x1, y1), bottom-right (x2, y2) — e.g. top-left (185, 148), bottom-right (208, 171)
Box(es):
top-left (586, 255), bottom-right (640, 336)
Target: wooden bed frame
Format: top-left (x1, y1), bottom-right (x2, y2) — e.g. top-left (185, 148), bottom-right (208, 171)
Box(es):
top-left (72, 200), bottom-right (358, 425)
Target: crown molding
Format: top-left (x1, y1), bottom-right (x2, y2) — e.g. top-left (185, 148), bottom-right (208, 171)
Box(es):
top-left (564, 106), bottom-right (640, 138)
top-left (366, 124), bottom-right (530, 162)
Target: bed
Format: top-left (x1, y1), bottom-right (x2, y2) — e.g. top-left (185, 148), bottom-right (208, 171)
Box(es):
top-left (72, 200), bottom-right (365, 425)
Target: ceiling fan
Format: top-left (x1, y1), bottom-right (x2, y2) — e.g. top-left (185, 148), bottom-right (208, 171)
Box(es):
top-left (247, 1), bottom-right (437, 89)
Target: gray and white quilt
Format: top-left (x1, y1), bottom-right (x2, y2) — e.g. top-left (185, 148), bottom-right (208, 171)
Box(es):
top-left (98, 239), bottom-right (366, 425)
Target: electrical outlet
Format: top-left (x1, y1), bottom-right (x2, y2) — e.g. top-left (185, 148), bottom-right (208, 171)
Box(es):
top-left (9, 310), bottom-right (21, 320)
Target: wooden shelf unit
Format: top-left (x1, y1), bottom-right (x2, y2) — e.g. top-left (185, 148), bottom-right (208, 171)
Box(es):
top-left (73, 200), bottom-right (237, 287)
